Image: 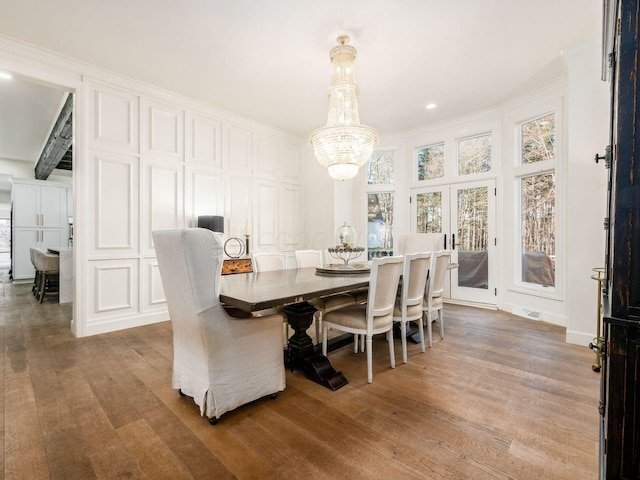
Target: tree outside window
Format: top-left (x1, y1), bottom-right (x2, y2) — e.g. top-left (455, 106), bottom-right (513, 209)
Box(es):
top-left (521, 113), bottom-right (555, 165)
top-left (458, 134), bottom-right (491, 175)
top-left (417, 143), bottom-right (444, 181)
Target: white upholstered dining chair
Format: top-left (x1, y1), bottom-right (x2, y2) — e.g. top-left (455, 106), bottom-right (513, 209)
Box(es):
top-left (423, 250), bottom-right (452, 347)
top-left (394, 232), bottom-right (446, 256)
top-left (393, 251), bottom-right (432, 363)
top-left (322, 255), bottom-right (404, 383)
top-left (153, 228), bottom-right (286, 424)
top-left (294, 249), bottom-right (356, 344)
top-left (252, 252), bottom-right (287, 272)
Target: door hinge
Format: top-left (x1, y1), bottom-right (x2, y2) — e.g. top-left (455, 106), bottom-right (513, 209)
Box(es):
top-left (603, 217), bottom-right (609, 230)
top-left (494, 188), bottom-right (497, 196)
top-left (494, 238), bottom-right (497, 246)
top-left (494, 288), bottom-right (497, 296)
top-left (409, 196), bottom-right (412, 204)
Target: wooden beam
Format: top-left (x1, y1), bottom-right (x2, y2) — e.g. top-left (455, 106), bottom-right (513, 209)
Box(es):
top-left (35, 93), bottom-right (73, 180)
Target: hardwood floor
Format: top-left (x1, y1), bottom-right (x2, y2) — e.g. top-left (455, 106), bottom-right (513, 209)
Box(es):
top-left (1, 278), bottom-right (600, 479)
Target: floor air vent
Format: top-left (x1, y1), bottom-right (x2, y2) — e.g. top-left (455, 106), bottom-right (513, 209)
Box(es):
top-left (512, 307), bottom-right (542, 320)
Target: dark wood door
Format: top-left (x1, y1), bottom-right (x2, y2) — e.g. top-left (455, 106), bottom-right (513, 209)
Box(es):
top-left (603, 0), bottom-right (640, 477)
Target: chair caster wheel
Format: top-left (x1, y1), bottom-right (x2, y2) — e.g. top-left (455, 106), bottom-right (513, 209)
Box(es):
top-left (178, 389), bottom-right (186, 397)
top-left (208, 417), bottom-right (218, 425)
top-left (269, 393), bottom-right (279, 400)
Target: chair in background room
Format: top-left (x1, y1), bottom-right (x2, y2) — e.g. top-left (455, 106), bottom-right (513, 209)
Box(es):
top-left (153, 228), bottom-right (286, 424)
top-left (423, 250), bottom-right (452, 347)
top-left (251, 252), bottom-right (287, 272)
top-left (322, 256), bottom-right (403, 383)
top-left (393, 252), bottom-right (432, 363)
top-left (294, 249), bottom-right (356, 343)
top-left (32, 248), bottom-right (59, 303)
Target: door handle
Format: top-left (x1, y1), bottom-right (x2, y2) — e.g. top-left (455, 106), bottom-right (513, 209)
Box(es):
top-left (451, 233), bottom-right (462, 250)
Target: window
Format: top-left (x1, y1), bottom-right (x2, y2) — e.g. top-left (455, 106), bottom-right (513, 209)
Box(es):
top-left (521, 173), bottom-right (555, 286)
top-left (521, 113), bottom-right (555, 165)
top-left (457, 133), bottom-right (491, 175)
top-left (366, 151), bottom-right (395, 259)
top-left (417, 142), bottom-right (444, 181)
top-left (367, 151), bottom-right (394, 185)
top-left (517, 112), bottom-right (556, 289)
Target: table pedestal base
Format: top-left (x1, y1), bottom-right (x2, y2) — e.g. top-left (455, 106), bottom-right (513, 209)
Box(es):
top-left (283, 302), bottom-right (348, 390)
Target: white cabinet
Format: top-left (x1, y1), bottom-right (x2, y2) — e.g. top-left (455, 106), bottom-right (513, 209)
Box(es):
top-left (13, 181), bottom-right (66, 228)
top-left (11, 179), bottom-right (70, 280)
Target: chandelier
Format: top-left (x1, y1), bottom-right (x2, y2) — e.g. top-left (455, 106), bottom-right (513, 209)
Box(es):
top-left (309, 35), bottom-right (379, 180)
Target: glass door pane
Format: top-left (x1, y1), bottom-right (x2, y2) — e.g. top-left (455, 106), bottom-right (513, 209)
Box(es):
top-left (455, 186), bottom-right (489, 289)
top-left (416, 191), bottom-right (443, 234)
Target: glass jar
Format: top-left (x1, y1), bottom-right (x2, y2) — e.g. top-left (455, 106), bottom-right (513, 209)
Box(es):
top-left (335, 222), bottom-right (357, 248)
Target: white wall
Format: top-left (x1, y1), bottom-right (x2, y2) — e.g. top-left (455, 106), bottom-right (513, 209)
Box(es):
top-left (565, 41), bottom-right (610, 345)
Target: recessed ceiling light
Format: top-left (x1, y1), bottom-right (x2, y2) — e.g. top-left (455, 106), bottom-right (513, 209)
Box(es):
top-left (0, 72), bottom-right (12, 80)
top-left (426, 103), bottom-right (437, 110)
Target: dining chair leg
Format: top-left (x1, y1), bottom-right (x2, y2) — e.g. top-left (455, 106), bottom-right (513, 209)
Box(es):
top-left (417, 319), bottom-right (426, 353)
top-left (387, 330), bottom-right (395, 369)
top-left (38, 272), bottom-right (47, 303)
top-left (366, 335), bottom-right (373, 383)
top-left (425, 311), bottom-right (433, 348)
top-left (401, 322), bottom-right (408, 363)
top-left (32, 270), bottom-right (39, 296)
top-left (354, 334), bottom-right (359, 353)
top-left (439, 310), bottom-right (445, 339)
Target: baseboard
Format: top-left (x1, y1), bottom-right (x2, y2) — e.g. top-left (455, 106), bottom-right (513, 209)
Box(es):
top-left (566, 329), bottom-right (597, 347)
top-left (82, 311), bottom-right (170, 337)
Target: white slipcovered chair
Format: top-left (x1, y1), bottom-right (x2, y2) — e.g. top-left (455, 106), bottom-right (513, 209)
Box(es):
top-left (294, 249), bottom-right (356, 344)
top-left (423, 250), bottom-right (452, 347)
top-left (153, 228), bottom-right (286, 424)
top-left (393, 252), bottom-right (432, 363)
top-left (322, 256), bottom-right (404, 383)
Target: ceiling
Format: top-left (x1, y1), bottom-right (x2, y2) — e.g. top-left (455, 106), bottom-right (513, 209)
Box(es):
top-left (0, 0), bottom-right (602, 167)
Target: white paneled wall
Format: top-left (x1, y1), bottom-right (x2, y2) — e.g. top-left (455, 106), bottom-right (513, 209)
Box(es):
top-left (81, 79), bottom-right (303, 336)
top-left (254, 179), bottom-right (279, 250)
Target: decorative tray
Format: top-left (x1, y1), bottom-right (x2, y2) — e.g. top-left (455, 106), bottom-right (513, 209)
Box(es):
top-left (315, 263), bottom-right (371, 275)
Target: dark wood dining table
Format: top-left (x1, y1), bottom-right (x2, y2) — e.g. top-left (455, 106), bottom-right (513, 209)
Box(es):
top-left (220, 266), bottom-right (370, 390)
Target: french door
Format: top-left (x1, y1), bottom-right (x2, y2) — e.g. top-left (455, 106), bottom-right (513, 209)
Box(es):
top-left (411, 179), bottom-right (496, 305)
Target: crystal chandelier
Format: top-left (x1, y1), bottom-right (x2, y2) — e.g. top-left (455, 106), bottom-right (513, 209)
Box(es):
top-left (309, 35), bottom-right (379, 181)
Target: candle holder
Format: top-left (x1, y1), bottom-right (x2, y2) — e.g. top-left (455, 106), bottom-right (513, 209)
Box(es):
top-left (327, 246), bottom-right (365, 266)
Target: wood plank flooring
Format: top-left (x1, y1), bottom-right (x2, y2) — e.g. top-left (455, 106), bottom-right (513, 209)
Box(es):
top-left (1, 279), bottom-right (600, 479)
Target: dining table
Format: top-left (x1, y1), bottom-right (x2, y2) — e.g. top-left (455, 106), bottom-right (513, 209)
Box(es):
top-left (220, 265), bottom-right (370, 390)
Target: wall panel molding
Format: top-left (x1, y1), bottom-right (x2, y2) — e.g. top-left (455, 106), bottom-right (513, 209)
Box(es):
top-left (186, 112), bottom-right (222, 168)
top-left (187, 167), bottom-right (224, 227)
top-left (142, 160), bottom-right (184, 255)
top-left (142, 98), bottom-right (184, 161)
top-left (222, 124), bottom-right (253, 171)
top-left (88, 83), bottom-right (140, 154)
top-left (88, 150), bottom-right (139, 255)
